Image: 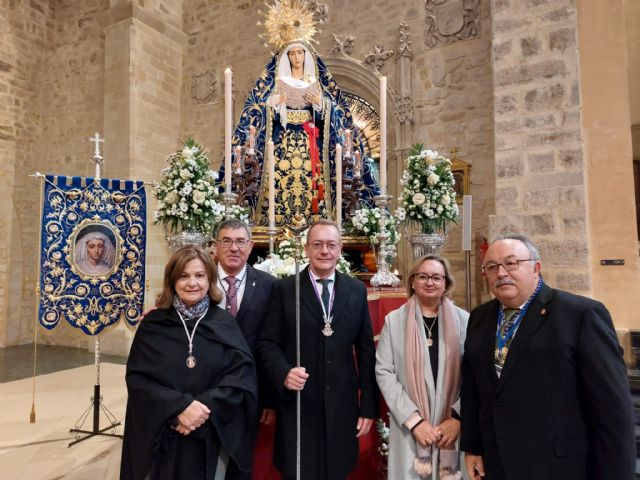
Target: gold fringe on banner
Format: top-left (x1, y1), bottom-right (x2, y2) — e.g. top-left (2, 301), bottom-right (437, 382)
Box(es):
top-left (30, 173), bottom-right (45, 423)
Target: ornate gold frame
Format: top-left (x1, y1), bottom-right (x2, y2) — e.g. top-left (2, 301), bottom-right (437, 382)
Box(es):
top-left (450, 148), bottom-right (470, 203)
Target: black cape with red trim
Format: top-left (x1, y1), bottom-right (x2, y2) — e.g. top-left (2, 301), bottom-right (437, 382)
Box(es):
top-left (120, 305), bottom-right (257, 480)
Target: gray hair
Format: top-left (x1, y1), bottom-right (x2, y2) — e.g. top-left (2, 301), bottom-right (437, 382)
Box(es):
top-left (215, 218), bottom-right (252, 240)
top-left (491, 234), bottom-right (541, 262)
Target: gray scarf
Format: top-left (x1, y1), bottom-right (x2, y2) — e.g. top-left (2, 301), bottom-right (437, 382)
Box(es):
top-left (172, 295), bottom-right (210, 321)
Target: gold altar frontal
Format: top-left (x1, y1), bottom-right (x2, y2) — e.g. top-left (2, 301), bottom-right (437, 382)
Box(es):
top-left (250, 225), bottom-right (372, 250)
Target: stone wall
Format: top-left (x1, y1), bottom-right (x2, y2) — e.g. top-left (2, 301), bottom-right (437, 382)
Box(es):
top-left (0, 0), bottom-right (56, 347)
top-left (490, 0), bottom-right (590, 292)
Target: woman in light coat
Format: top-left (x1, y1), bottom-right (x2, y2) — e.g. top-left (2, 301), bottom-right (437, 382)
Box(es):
top-left (376, 255), bottom-right (468, 479)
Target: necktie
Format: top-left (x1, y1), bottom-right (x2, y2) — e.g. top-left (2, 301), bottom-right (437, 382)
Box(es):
top-left (225, 276), bottom-right (238, 316)
top-left (502, 308), bottom-right (520, 337)
top-left (316, 278), bottom-right (332, 314)
top-left (495, 308), bottom-right (520, 375)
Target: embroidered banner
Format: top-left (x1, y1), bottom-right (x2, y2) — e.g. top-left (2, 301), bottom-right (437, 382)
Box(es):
top-left (38, 175), bottom-right (147, 335)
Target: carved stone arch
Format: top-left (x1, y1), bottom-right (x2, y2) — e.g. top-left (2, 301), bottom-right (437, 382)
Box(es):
top-left (324, 57), bottom-right (384, 106)
top-left (323, 56), bottom-right (401, 193)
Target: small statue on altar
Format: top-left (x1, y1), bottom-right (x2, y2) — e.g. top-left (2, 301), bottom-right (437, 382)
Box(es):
top-left (224, 1), bottom-right (379, 227)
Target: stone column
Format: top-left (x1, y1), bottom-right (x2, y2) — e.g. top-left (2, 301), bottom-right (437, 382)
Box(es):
top-left (100, 0), bottom-right (185, 353)
top-left (577, 0), bottom-right (640, 330)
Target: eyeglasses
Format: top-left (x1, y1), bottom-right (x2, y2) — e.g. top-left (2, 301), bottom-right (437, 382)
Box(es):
top-left (309, 241), bottom-right (341, 251)
top-left (482, 257), bottom-right (533, 276)
top-left (217, 238), bottom-right (250, 249)
top-left (414, 273), bottom-right (445, 284)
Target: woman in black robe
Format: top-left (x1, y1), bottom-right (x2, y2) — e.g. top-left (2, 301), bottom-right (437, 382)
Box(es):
top-left (120, 246), bottom-right (257, 480)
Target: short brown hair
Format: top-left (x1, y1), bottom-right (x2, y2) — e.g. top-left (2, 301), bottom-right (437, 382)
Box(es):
top-left (156, 246), bottom-right (222, 309)
top-left (406, 254), bottom-right (455, 298)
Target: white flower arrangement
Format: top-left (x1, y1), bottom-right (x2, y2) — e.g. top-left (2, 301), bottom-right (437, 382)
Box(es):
top-left (153, 138), bottom-right (249, 234)
top-left (224, 204), bottom-right (251, 224)
top-left (349, 204), bottom-right (405, 263)
top-left (254, 234), bottom-right (353, 279)
top-left (350, 205), bottom-right (405, 246)
top-left (400, 143), bottom-right (459, 234)
top-left (153, 138), bottom-right (222, 233)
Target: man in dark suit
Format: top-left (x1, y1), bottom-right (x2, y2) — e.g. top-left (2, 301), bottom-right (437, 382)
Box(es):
top-left (214, 219), bottom-right (275, 480)
top-left (258, 219), bottom-right (378, 480)
top-left (461, 234), bottom-right (635, 480)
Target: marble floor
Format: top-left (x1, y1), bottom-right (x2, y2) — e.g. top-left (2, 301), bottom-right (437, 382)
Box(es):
top-left (0, 345), bottom-right (127, 480)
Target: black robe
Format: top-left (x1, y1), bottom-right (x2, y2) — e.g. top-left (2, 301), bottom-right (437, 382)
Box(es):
top-left (120, 305), bottom-right (257, 480)
top-left (258, 268), bottom-right (378, 479)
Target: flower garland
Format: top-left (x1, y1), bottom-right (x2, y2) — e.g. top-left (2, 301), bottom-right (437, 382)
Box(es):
top-left (400, 143), bottom-right (459, 234)
top-left (376, 417), bottom-right (390, 479)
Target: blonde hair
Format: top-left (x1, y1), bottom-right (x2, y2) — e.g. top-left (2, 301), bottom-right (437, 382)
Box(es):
top-left (406, 254), bottom-right (455, 298)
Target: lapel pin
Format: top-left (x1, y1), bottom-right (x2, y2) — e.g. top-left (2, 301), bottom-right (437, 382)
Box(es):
top-left (540, 308), bottom-right (546, 316)
top-left (252, 281), bottom-right (256, 287)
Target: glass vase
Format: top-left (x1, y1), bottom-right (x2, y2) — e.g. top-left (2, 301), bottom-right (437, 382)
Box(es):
top-left (409, 232), bottom-right (447, 260)
top-left (165, 230), bottom-right (210, 252)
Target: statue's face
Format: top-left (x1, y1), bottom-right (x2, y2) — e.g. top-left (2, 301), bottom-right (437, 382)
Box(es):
top-left (287, 47), bottom-right (305, 70)
top-left (87, 239), bottom-right (105, 263)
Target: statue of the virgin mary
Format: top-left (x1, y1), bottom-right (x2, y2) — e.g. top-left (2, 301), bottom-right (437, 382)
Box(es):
top-left (225, 1), bottom-right (379, 227)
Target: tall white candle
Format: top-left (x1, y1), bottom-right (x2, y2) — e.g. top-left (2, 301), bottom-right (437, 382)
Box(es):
top-left (379, 75), bottom-right (387, 194)
top-left (268, 140), bottom-right (275, 227)
top-left (335, 144), bottom-right (342, 229)
top-left (224, 67), bottom-right (233, 192)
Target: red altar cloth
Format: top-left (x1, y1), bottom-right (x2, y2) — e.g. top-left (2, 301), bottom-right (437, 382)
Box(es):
top-left (251, 289), bottom-right (407, 480)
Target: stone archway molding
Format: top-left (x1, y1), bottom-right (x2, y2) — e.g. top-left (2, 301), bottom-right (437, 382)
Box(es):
top-left (323, 55), bottom-right (401, 150)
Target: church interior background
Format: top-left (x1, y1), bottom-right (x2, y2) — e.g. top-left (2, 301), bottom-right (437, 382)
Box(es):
top-left (0, 1), bottom-right (640, 475)
top-left (0, 0), bottom-right (640, 353)
top-left (2, 0), bottom-right (638, 355)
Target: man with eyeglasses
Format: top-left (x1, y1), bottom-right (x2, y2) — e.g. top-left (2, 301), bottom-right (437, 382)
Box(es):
top-left (258, 219), bottom-right (377, 480)
top-left (460, 234), bottom-right (634, 480)
top-left (214, 219), bottom-right (276, 480)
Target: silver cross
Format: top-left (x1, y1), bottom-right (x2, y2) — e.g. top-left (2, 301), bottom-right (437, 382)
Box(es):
top-left (89, 132), bottom-right (105, 179)
top-left (89, 132), bottom-right (104, 160)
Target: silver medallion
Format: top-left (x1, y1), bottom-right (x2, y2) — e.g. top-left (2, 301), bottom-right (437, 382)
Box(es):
top-left (322, 322), bottom-right (334, 337)
top-left (426, 337), bottom-right (434, 347)
top-left (186, 355), bottom-right (197, 369)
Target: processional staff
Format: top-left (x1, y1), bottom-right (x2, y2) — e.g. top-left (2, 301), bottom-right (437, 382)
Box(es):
top-left (288, 215), bottom-right (309, 480)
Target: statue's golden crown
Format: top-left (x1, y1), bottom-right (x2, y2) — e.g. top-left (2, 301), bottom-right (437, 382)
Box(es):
top-left (257, 0), bottom-right (319, 50)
